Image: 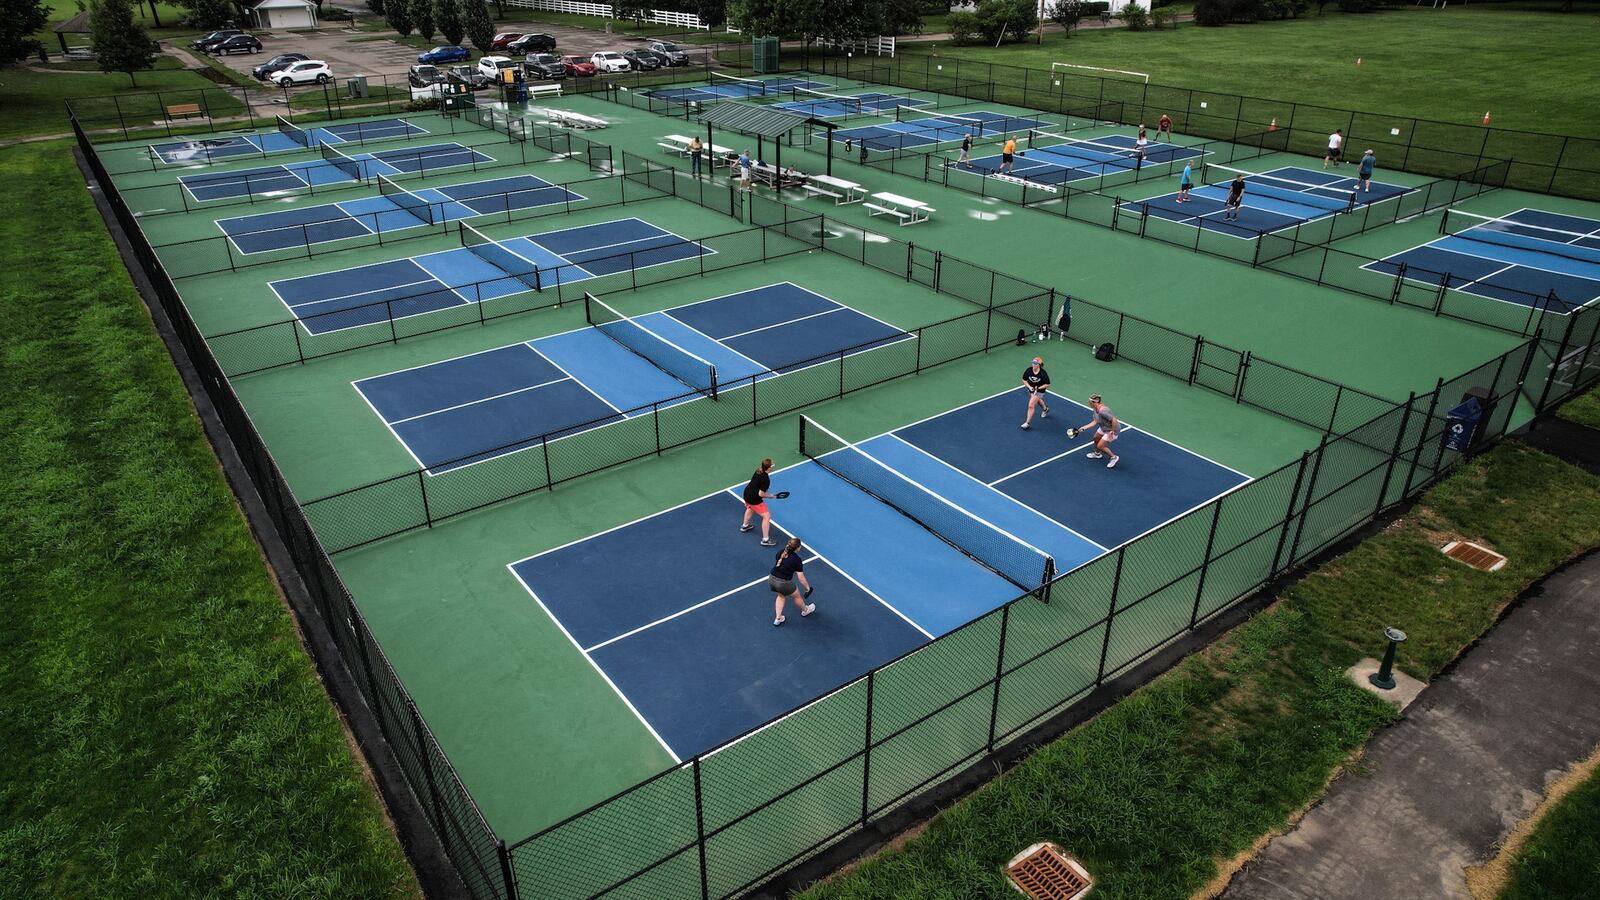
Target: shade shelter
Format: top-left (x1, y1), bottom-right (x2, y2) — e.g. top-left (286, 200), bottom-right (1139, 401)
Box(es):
top-left (694, 101), bottom-right (842, 175)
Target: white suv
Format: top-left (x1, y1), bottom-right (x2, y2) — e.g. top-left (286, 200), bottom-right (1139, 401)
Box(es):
top-left (476, 55), bottom-right (517, 82)
top-left (275, 60), bottom-right (333, 87)
top-left (590, 51), bottom-right (630, 73)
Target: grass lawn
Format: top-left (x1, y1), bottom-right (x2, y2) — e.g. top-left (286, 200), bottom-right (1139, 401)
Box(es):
top-left (804, 441), bottom-right (1600, 899)
top-left (0, 141), bottom-right (419, 898)
top-left (1498, 761), bottom-right (1600, 899)
top-left (0, 57), bottom-right (243, 140)
top-left (899, 5), bottom-right (1599, 133)
top-left (1556, 384), bottom-right (1600, 430)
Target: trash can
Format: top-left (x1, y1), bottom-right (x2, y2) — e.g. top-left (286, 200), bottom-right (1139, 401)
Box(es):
top-left (1442, 395), bottom-right (1484, 454)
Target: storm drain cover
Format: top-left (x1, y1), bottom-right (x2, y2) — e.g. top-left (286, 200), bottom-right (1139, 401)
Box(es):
top-left (1005, 842), bottom-right (1093, 900)
top-left (1441, 540), bottom-right (1507, 572)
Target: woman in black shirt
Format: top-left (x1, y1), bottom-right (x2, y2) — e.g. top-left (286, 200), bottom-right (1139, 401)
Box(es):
top-left (740, 458), bottom-right (778, 546)
top-left (769, 537), bottom-right (814, 626)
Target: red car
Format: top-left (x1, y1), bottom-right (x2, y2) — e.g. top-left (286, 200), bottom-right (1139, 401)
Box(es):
top-left (560, 54), bottom-right (597, 77)
top-left (488, 32), bottom-right (523, 51)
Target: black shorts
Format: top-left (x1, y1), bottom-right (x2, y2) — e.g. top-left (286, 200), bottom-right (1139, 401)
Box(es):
top-left (1328, 146), bottom-right (1342, 158)
top-left (1002, 152), bottom-right (1014, 163)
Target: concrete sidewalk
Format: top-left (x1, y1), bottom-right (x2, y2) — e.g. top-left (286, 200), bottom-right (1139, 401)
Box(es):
top-left (1223, 542), bottom-right (1600, 899)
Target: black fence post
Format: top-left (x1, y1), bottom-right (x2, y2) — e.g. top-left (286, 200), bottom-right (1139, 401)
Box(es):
top-left (985, 604), bottom-right (1011, 753)
top-left (1235, 350), bottom-right (1251, 402)
top-left (408, 700), bottom-right (450, 840)
top-left (496, 840), bottom-right (520, 900)
top-left (1270, 451), bottom-right (1311, 575)
top-left (1285, 437), bottom-right (1329, 569)
top-left (692, 758), bottom-right (710, 900)
top-left (1095, 549), bottom-right (1126, 685)
top-left (860, 670), bottom-right (875, 824)
top-left (1402, 379), bottom-right (1444, 497)
top-left (1188, 501), bottom-right (1225, 629)
top-left (417, 469), bottom-right (433, 528)
top-left (1374, 392), bottom-right (1416, 517)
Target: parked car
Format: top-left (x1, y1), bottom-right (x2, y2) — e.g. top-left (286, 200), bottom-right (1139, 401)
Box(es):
top-left (522, 53), bottom-right (567, 80)
top-left (621, 49), bottom-right (660, 71)
top-left (190, 29), bottom-right (242, 52)
top-left (487, 32), bottom-right (523, 51)
top-left (253, 53), bottom-right (309, 80)
top-left (648, 41), bottom-right (691, 66)
top-left (506, 33), bottom-right (556, 56)
top-left (476, 55), bottom-right (518, 83)
top-left (445, 65), bottom-right (491, 90)
top-left (407, 63), bottom-right (444, 88)
top-left (559, 54), bottom-right (597, 77)
top-left (209, 34), bottom-right (262, 55)
top-left (274, 59), bottom-right (333, 87)
top-left (589, 51), bottom-right (630, 74)
top-left (417, 45), bottom-right (470, 65)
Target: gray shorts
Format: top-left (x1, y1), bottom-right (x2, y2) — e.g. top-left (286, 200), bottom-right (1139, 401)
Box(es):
top-left (768, 575), bottom-right (797, 595)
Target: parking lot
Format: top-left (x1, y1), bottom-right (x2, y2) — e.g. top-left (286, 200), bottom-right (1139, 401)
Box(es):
top-left (204, 22), bottom-right (710, 83)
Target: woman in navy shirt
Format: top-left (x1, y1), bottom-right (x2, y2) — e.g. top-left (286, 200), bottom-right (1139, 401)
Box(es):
top-left (768, 537), bottom-right (815, 626)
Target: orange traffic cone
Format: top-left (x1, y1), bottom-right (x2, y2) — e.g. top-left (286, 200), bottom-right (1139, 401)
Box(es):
top-left (1269, 117), bottom-right (1277, 132)
top-left (1482, 111), bottom-right (1491, 125)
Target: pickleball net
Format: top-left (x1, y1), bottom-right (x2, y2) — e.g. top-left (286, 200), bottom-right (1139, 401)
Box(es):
top-left (585, 292), bottom-right (719, 400)
top-left (1441, 208), bottom-right (1600, 271)
top-left (277, 114), bottom-right (313, 149)
top-left (320, 142), bottom-right (366, 182)
top-left (799, 415), bottom-right (1055, 602)
top-left (379, 173), bottom-right (436, 225)
top-left (459, 221), bottom-right (541, 293)
top-left (1201, 163), bottom-right (1357, 213)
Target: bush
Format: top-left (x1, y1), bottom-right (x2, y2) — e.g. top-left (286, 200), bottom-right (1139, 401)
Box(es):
top-left (946, 9), bottom-right (979, 41)
top-left (405, 96), bottom-right (440, 111)
top-left (1149, 6), bottom-right (1169, 27)
top-left (973, 0), bottom-right (1038, 43)
top-left (1081, 0), bottom-right (1108, 13)
top-left (1193, 0), bottom-right (1230, 24)
top-left (1338, 0), bottom-right (1375, 10)
top-left (1119, 1), bottom-right (1148, 29)
top-left (1229, 0), bottom-right (1261, 20)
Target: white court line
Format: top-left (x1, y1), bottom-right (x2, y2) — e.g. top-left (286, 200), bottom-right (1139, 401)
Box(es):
top-left (528, 344), bottom-right (626, 415)
top-left (182, 164), bottom-right (308, 202)
top-left (387, 375), bottom-right (573, 425)
top-left (883, 433), bottom-right (1106, 551)
top-left (581, 553), bottom-right (822, 653)
top-left (351, 376), bottom-right (430, 472)
top-left (988, 435), bottom-right (1113, 486)
top-left (286, 276), bottom-right (445, 312)
top-left (504, 565), bottom-right (682, 763)
top-left (714, 305), bottom-right (847, 341)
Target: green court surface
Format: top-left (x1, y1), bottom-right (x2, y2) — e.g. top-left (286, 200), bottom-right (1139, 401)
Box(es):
top-left (89, 79), bottom-right (1600, 877)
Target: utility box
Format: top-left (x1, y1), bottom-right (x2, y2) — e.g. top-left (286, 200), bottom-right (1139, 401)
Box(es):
top-left (346, 74), bottom-right (369, 99)
top-left (752, 36), bottom-right (779, 74)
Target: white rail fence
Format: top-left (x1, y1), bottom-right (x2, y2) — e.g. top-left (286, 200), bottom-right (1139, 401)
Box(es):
top-left (505, 0), bottom-right (709, 30)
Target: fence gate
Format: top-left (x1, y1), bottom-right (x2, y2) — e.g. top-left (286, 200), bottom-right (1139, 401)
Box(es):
top-left (1192, 339), bottom-right (1244, 398)
top-left (908, 243), bottom-right (938, 290)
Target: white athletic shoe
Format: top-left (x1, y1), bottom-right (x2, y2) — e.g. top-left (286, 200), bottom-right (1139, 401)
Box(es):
top-left (1041, 407), bottom-right (1049, 418)
top-left (801, 603), bottom-right (816, 617)
top-left (739, 524), bottom-right (753, 533)
top-left (773, 615), bottom-right (785, 626)
top-left (1107, 456), bottom-right (1119, 469)
top-left (1086, 451), bottom-right (1104, 459)
top-left (1020, 422), bottom-right (1030, 430)
top-left (760, 538), bottom-right (777, 546)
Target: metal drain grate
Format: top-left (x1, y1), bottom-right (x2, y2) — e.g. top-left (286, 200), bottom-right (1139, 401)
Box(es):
top-left (1005, 842), bottom-right (1093, 899)
top-left (1441, 540), bottom-right (1507, 572)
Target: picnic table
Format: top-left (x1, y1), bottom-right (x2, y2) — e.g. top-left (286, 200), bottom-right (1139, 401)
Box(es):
top-left (864, 191), bottom-right (935, 226)
top-left (804, 174), bottom-right (867, 205)
top-left (751, 162), bottom-right (807, 189)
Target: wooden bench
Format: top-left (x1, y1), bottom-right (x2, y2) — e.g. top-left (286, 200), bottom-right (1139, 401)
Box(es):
top-left (165, 102), bottom-right (203, 120)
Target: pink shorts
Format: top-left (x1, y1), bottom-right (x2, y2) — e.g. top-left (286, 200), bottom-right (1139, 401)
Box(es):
top-left (746, 501), bottom-right (769, 516)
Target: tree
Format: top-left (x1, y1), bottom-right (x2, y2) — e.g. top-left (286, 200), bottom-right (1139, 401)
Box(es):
top-left (91, 0), bottom-right (156, 85)
top-left (1047, 0), bottom-right (1082, 36)
top-left (613, 0), bottom-right (648, 24)
top-left (0, 0), bottom-right (50, 65)
top-left (462, 0), bottom-right (494, 52)
top-left (972, 0), bottom-right (1036, 44)
top-left (945, 8), bottom-right (978, 42)
top-left (414, 0), bottom-right (435, 41)
top-left (877, 0), bottom-right (924, 35)
top-left (366, 0), bottom-right (385, 13)
top-left (726, 0), bottom-right (821, 38)
top-left (1192, 0), bottom-right (1229, 24)
top-left (694, 0), bottom-right (726, 28)
top-left (434, 0), bottom-right (463, 44)
top-left (1118, 1), bottom-right (1148, 29)
top-left (385, 0), bottom-right (413, 36)
top-left (175, 0), bottom-right (236, 29)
